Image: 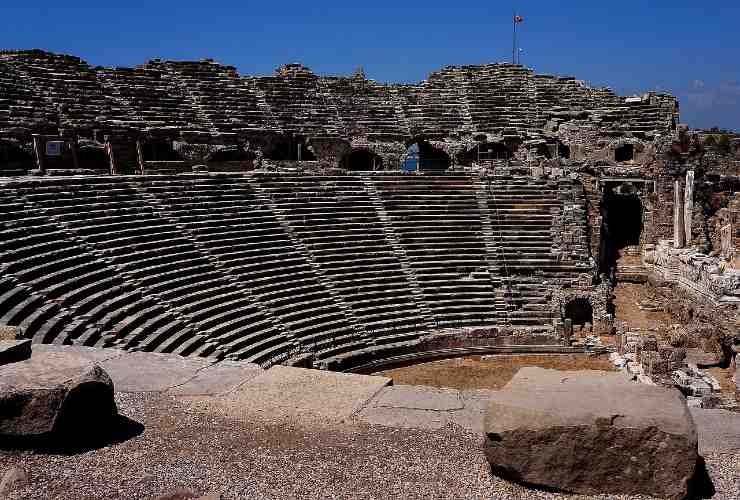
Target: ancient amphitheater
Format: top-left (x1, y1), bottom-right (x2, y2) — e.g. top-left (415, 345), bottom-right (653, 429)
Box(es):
top-left (0, 50), bottom-right (739, 499)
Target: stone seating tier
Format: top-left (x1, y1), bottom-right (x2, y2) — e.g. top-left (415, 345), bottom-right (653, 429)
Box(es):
top-left (0, 173), bottom-right (591, 367)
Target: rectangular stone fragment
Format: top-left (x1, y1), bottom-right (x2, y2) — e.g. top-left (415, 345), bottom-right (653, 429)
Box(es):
top-left (0, 339), bottom-right (31, 366)
top-left (223, 365), bottom-right (391, 421)
top-left (167, 361), bottom-right (264, 396)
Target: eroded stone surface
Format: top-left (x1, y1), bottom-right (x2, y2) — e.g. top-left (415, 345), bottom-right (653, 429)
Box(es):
top-left (484, 367), bottom-right (698, 499)
top-left (0, 355), bottom-right (117, 444)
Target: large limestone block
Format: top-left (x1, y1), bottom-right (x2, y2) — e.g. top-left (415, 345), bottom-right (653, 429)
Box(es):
top-left (484, 368), bottom-right (698, 499)
top-left (0, 353), bottom-right (117, 446)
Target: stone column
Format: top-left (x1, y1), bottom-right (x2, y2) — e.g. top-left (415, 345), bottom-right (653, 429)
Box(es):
top-left (105, 135), bottom-right (117, 175)
top-left (136, 140), bottom-right (146, 175)
top-left (32, 134), bottom-right (45, 174)
top-left (684, 170), bottom-right (694, 246)
top-left (673, 180), bottom-right (685, 248)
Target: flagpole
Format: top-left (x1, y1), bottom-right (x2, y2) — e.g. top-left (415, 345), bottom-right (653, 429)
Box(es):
top-left (512, 14), bottom-right (517, 64)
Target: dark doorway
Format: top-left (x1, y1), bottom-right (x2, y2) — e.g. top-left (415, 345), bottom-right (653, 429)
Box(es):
top-left (615, 144), bottom-right (634, 162)
top-left (142, 141), bottom-right (182, 162)
top-left (265, 138), bottom-right (316, 162)
top-left (564, 299), bottom-right (593, 326)
top-left (77, 145), bottom-right (109, 171)
top-left (0, 141), bottom-right (34, 175)
top-left (600, 192), bottom-right (643, 278)
top-left (458, 142), bottom-right (511, 166)
top-left (346, 149), bottom-right (382, 171)
top-left (558, 142), bottom-right (571, 159)
top-left (417, 142), bottom-right (450, 171)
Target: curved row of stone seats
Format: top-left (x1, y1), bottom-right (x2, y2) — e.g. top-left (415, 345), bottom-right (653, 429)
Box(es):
top-left (0, 60), bottom-right (58, 137)
top-left (140, 174), bottom-right (357, 364)
top-left (254, 175), bottom-right (429, 340)
top-left (484, 177), bottom-right (590, 278)
top-left (370, 174), bottom-right (501, 328)
top-left (159, 60), bottom-right (275, 134)
top-left (0, 187), bottom-right (152, 347)
top-left (464, 64), bottom-right (539, 135)
top-left (8, 179), bottom-right (193, 352)
top-left (0, 51), bottom-right (116, 134)
top-left (253, 65), bottom-right (342, 136)
top-left (324, 77), bottom-right (407, 137)
top-left (397, 68), bottom-right (470, 135)
top-left (17, 177), bottom-right (280, 358)
top-left (97, 65), bottom-right (204, 131)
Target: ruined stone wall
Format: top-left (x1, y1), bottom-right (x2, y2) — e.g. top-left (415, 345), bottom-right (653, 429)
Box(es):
top-left (0, 50), bottom-right (677, 167)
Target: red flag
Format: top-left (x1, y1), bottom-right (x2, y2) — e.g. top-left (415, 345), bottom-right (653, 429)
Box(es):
top-left (514, 15), bottom-right (524, 23)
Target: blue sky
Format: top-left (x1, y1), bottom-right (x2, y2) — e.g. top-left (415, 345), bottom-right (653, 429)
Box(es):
top-left (3, 1), bottom-right (739, 130)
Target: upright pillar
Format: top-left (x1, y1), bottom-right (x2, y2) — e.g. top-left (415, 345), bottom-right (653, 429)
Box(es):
top-left (69, 140), bottom-right (79, 171)
top-left (136, 140), bottom-right (146, 175)
top-left (673, 179), bottom-right (685, 248)
top-left (32, 134), bottom-right (45, 174)
top-left (105, 135), bottom-right (117, 175)
top-left (684, 170), bottom-right (694, 246)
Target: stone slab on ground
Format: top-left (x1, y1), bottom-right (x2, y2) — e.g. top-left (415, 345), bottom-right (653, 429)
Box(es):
top-left (100, 352), bottom-right (213, 393)
top-left (0, 340), bottom-right (31, 365)
top-left (32, 344), bottom-right (123, 364)
top-left (0, 350), bottom-right (116, 389)
top-left (222, 365), bottom-right (391, 421)
top-left (691, 408), bottom-right (740, 454)
top-left (357, 385), bottom-right (496, 432)
top-left (167, 361), bottom-right (264, 396)
top-left (32, 346), bottom-right (259, 395)
top-left (484, 367), bottom-right (698, 500)
top-left (0, 353), bottom-right (117, 442)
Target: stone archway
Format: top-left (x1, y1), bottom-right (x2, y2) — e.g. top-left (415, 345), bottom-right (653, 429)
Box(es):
top-left (564, 298), bottom-right (594, 326)
top-left (345, 149), bottom-right (383, 171)
top-left (0, 140), bottom-right (34, 175)
top-left (457, 142), bottom-right (511, 166)
top-left (406, 140), bottom-right (450, 171)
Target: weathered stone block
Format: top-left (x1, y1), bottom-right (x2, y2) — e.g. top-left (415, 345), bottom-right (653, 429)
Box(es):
top-left (484, 368), bottom-right (698, 499)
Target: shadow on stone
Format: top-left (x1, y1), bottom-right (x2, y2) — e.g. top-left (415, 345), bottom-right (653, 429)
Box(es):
top-left (489, 456), bottom-right (717, 500)
top-left (488, 463), bottom-right (569, 495)
top-left (0, 414), bottom-right (144, 455)
top-left (687, 456), bottom-right (716, 499)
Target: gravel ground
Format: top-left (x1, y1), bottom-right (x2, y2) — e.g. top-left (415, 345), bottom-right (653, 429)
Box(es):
top-left (0, 392), bottom-right (737, 500)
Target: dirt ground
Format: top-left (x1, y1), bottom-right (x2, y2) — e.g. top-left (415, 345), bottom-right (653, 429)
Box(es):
top-left (373, 353), bottom-right (616, 390)
top-left (612, 282), bottom-right (675, 335)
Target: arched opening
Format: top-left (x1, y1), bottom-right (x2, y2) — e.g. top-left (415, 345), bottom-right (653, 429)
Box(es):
top-left (564, 298), bottom-right (593, 326)
top-left (76, 144), bottom-right (109, 171)
top-left (615, 143), bottom-right (634, 163)
top-left (457, 142), bottom-right (511, 166)
top-left (535, 143), bottom-right (553, 159)
top-left (403, 143), bottom-right (419, 171)
top-left (415, 141), bottom-right (450, 171)
top-left (558, 141), bottom-right (571, 159)
top-left (0, 141), bottom-right (34, 175)
top-left (142, 141), bottom-right (182, 162)
top-left (600, 190), bottom-right (643, 278)
top-left (346, 149), bottom-right (382, 171)
top-left (265, 138), bottom-right (316, 161)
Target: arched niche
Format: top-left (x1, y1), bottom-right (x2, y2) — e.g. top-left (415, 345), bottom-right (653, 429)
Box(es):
top-left (345, 149), bottom-right (383, 171)
top-left (457, 142), bottom-right (511, 166)
top-left (405, 140), bottom-right (450, 171)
